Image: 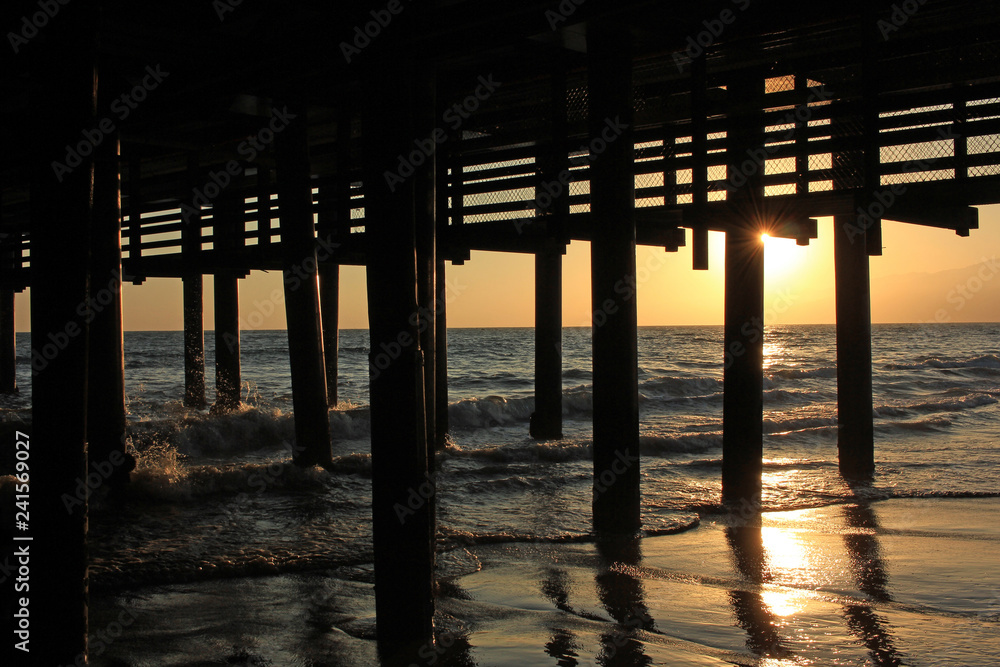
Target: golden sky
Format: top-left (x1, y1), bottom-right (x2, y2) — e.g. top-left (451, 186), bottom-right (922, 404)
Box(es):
top-left (13, 206), bottom-right (1000, 331)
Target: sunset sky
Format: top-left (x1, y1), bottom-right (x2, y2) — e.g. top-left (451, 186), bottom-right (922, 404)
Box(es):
top-left (13, 205), bottom-right (1000, 332)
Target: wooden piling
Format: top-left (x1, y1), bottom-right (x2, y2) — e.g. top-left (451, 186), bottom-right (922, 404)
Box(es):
top-left (531, 244), bottom-right (563, 439)
top-left (363, 58), bottom-right (435, 660)
top-left (722, 227), bottom-right (765, 505)
top-left (588, 22), bottom-right (641, 535)
top-left (212, 189), bottom-right (242, 413)
top-left (834, 214), bottom-right (875, 478)
top-left (87, 130), bottom-right (129, 485)
top-left (183, 275), bottom-right (207, 407)
top-left (435, 257), bottom-right (450, 448)
top-left (213, 272), bottom-right (241, 412)
top-left (433, 113), bottom-right (452, 451)
top-left (318, 109), bottom-right (354, 408)
top-left (691, 56), bottom-right (710, 271)
top-left (831, 91), bottom-right (876, 479)
top-left (26, 7), bottom-right (95, 660)
top-left (182, 156), bottom-right (207, 408)
top-left (721, 71), bottom-right (767, 507)
top-left (274, 104), bottom-right (333, 467)
top-left (0, 238), bottom-right (16, 394)
top-left (414, 72), bottom-right (438, 453)
top-left (531, 69), bottom-right (566, 441)
top-left (319, 262), bottom-right (339, 406)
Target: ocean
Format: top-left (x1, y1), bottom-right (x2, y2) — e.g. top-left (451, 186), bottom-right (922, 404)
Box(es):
top-left (2, 323), bottom-right (999, 665)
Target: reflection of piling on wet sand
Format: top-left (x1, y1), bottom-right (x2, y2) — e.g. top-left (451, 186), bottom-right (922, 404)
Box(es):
top-left (10, 1), bottom-right (999, 662)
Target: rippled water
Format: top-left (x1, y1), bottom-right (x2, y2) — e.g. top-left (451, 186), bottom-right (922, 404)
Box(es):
top-left (1, 324), bottom-right (998, 664)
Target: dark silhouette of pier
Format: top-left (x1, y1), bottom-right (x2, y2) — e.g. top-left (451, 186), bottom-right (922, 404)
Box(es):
top-left (2, 0), bottom-right (998, 663)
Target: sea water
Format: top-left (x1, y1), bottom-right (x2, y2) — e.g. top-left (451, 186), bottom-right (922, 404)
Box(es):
top-left (1, 323), bottom-right (998, 665)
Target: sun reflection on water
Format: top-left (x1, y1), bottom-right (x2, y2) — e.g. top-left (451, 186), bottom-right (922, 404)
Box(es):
top-left (761, 586), bottom-right (807, 618)
top-left (761, 525), bottom-right (809, 581)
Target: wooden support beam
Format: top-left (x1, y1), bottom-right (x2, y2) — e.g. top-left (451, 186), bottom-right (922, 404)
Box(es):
top-left (834, 214), bottom-right (875, 478)
top-left (435, 257), bottom-right (450, 448)
top-left (691, 54), bottom-right (710, 271)
top-left (589, 21), bottom-right (641, 535)
top-left (213, 271), bottom-right (241, 412)
top-left (530, 68), bottom-right (567, 441)
top-left (275, 105), bottom-right (333, 467)
top-left (0, 237), bottom-right (17, 394)
top-left (128, 155), bottom-right (143, 266)
top-left (256, 166), bottom-right (271, 247)
top-left (531, 244), bottom-right (563, 440)
top-left (182, 155), bottom-right (207, 408)
top-left (415, 72), bottom-right (438, 453)
top-left (881, 201), bottom-right (978, 235)
top-left (722, 227), bottom-right (765, 505)
top-left (87, 127), bottom-right (130, 487)
top-left (434, 107), bottom-right (451, 450)
top-left (833, 88), bottom-right (876, 480)
top-left (183, 275), bottom-right (207, 408)
top-left (25, 6), bottom-right (95, 660)
top-left (319, 262), bottom-right (340, 407)
top-left (862, 12), bottom-right (884, 257)
top-left (722, 70), bottom-right (766, 507)
top-left (362, 58), bottom-right (435, 661)
top-left (212, 188), bottom-right (242, 413)
top-left (318, 107), bottom-right (354, 409)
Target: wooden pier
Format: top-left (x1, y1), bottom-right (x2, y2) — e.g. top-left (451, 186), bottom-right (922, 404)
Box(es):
top-left (2, 0), bottom-right (998, 662)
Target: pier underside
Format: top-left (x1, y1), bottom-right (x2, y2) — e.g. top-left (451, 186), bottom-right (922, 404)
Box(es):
top-left (2, 0), bottom-right (998, 662)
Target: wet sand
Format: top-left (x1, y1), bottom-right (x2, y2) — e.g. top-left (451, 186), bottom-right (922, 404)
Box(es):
top-left (91, 497), bottom-right (1000, 666)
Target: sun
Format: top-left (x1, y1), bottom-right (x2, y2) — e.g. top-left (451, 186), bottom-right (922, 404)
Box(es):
top-left (761, 233), bottom-right (806, 280)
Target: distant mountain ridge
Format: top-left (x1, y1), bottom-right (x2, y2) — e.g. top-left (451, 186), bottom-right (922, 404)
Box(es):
top-left (872, 258), bottom-right (1000, 323)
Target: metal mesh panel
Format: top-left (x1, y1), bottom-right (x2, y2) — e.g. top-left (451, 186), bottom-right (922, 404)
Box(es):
top-left (968, 133), bottom-right (1000, 155)
top-left (829, 115), bottom-right (863, 190)
top-left (635, 139), bottom-right (663, 207)
top-left (765, 75), bottom-right (795, 95)
top-left (765, 183), bottom-right (797, 197)
top-left (635, 172), bottom-right (663, 207)
top-left (567, 84), bottom-right (588, 123)
top-left (569, 175), bottom-right (590, 214)
top-left (881, 138), bottom-right (954, 184)
top-left (460, 156), bottom-right (538, 223)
